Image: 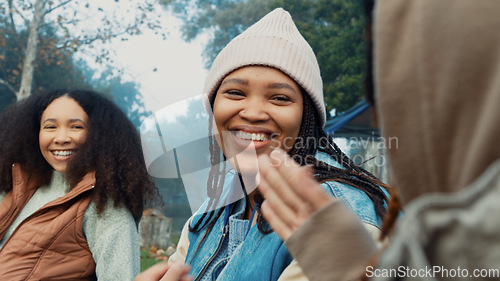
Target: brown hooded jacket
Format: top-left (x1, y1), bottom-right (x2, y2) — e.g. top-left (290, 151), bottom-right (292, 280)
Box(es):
top-left (285, 1), bottom-right (500, 280)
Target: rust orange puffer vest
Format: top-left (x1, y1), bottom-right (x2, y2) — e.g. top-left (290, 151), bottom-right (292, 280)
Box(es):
top-left (0, 164), bottom-right (97, 281)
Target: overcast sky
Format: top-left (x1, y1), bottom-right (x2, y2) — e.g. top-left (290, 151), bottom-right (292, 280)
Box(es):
top-left (65, 0), bottom-right (208, 114)
top-left (111, 15), bottom-right (208, 113)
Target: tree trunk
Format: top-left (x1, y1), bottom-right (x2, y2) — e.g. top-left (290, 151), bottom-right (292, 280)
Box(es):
top-left (17, 0), bottom-right (45, 100)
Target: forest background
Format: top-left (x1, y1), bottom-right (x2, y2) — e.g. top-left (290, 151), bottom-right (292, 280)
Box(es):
top-left (0, 0), bottom-right (369, 240)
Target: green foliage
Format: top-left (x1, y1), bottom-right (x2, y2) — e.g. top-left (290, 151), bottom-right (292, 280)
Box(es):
top-left (0, 17), bottom-right (151, 130)
top-left (1, 0), bottom-right (166, 106)
top-left (85, 65), bottom-right (151, 130)
top-left (0, 19), bottom-right (93, 110)
top-left (153, 177), bottom-right (192, 235)
top-left (33, 26), bottom-right (93, 91)
top-left (162, 0), bottom-right (369, 113)
top-left (167, 0), bottom-right (273, 68)
top-left (140, 250), bottom-right (163, 272)
top-left (269, 0), bottom-right (368, 112)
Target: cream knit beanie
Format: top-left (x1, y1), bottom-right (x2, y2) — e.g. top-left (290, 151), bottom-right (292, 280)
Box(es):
top-left (204, 7), bottom-right (326, 126)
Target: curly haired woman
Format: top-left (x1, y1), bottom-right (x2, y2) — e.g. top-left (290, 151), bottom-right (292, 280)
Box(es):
top-left (0, 89), bottom-right (158, 280)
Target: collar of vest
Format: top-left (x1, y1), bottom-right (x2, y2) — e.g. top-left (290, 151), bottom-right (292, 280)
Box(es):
top-left (11, 163), bottom-right (96, 203)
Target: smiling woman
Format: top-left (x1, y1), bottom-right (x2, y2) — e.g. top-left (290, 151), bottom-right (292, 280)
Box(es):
top-left (0, 89), bottom-right (158, 281)
top-left (213, 66), bottom-right (303, 177)
top-left (39, 96), bottom-right (89, 173)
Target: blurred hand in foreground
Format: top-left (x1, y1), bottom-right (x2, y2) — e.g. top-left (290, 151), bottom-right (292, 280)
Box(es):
top-left (134, 262), bottom-right (192, 281)
top-left (257, 148), bottom-right (336, 241)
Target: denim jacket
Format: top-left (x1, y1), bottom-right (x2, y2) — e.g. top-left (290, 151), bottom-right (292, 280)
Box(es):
top-left (184, 151), bottom-right (382, 281)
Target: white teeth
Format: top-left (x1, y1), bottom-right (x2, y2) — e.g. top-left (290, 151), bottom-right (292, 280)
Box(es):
top-left (52, 150), bottom-right (73, 156)
top-left (235, 131), bottom-right (270, 141)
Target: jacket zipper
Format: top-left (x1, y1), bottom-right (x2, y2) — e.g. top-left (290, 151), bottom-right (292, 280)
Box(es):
top-left (194, 199), bottom-right (237, 281)
top-left (193, 223), bottom-right (229, 281)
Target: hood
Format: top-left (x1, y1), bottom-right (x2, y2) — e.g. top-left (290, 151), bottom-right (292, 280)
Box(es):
top-left (374, 0), bottom-right (500, 205)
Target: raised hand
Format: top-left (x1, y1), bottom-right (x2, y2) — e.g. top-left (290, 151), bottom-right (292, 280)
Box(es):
top-left (257, 148), bottom-right (335, 241)
top-left (134, 263), bottom-right (192, 281)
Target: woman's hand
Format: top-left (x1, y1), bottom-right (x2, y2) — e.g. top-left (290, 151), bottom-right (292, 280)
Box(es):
top-left (257, 148), bottom-right (335, 241)
top-left (134, 262), bottom-right (191, 281)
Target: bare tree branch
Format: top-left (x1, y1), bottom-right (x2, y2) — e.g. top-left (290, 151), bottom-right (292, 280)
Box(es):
top-left (8, 0), bottom-right (28, 26)
top-left (0, 78), bottom-right (17, 95)
top-left (56, 28), bottom-right (132, 48)
top-left (7, 0), bottom-right (18, 33)
top-left (44, 0), bottom-right (74, 15)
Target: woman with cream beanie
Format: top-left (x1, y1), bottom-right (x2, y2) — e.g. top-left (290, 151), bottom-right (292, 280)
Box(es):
top-left (136, 7), bottom-right (387, 281)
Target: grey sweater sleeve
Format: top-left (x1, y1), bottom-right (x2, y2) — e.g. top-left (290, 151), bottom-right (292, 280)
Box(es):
top-left (285, 200), bottom-right (378, 281)
top-left (83, 201), bottom-right (140, 281)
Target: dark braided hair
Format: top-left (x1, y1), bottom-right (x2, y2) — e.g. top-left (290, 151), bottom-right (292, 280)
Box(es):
top-left (289, 92), bottom-right (387, 219)
top-left (189, 86), bottom-right (388, 236)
